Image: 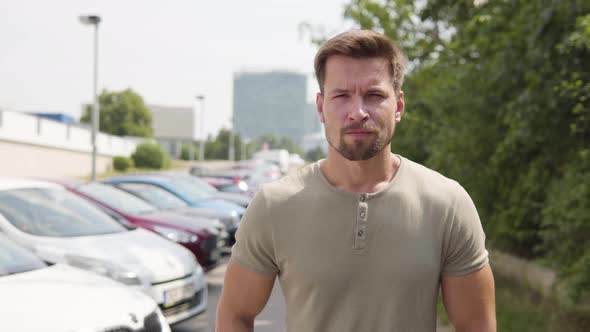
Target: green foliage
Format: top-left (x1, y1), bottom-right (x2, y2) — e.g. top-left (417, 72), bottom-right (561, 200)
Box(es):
top-left (305, 146), bottom-right (326, 162)
top-left (199, 129), bottom-right (255, 161)
top-left (80, 88), bottom-right (153, 137)
top-left (112, 156), bottom-right (134, 172)
top-left (344, 0), bottom-right (448, 66)
top-left (438, 274), bottom-right (590, 331)
top-left (343, 0), bottom-right (590, 299)
top-left (541, 150), bottom-right (590, 301)
top-left (252, 134), bottom-right (305, 156)
top-left (131, 142), bottom-right (170, 169)
top-left (180, 144), bottom-right (199, 161)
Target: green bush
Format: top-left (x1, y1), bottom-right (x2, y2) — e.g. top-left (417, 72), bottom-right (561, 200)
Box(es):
top-left (131, 142), bottom-right (170, 169)
top-left (181, 144), bottom-right (199, 161)
top-left (112, 156), bottom-right (134, 172)
top-left (541, 150), bottom-right (590, 302)
top-left (181, 145), bottom-right (189, 161)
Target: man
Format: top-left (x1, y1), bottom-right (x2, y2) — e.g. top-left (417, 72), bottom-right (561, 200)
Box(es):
top-left (217, 30), bottom-right (496, 332)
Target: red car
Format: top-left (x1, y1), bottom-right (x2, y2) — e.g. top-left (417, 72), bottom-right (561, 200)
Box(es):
top-left (51, 179), bottom-right (223, 269)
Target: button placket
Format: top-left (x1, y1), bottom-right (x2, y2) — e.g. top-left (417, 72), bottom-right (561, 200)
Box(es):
top-left (354, 195), bottom-right (369, 249)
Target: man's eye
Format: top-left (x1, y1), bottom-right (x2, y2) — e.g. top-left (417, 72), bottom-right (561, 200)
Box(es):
top-left (368, 93), bottom-right (384, 98)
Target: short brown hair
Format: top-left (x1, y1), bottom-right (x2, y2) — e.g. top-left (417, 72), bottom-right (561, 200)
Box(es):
top-left (314, 30), bottom-right (405, 94)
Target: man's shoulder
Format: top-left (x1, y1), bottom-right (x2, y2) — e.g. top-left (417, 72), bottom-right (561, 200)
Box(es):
top-left (259, 162), bottom-right (317, 203)
top-left (399, 156), bottom-right (466, 200)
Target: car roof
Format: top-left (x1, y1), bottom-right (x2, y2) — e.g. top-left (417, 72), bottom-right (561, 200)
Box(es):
top-left (41, 177), bottom-right (85, 189)
top-left (107, 173), bottom-right (188, 184)
top-left (0, 178), bottom-right (64, 191)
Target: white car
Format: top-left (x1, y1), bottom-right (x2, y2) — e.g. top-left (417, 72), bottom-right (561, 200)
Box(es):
top-left (0, 235), bottom-right (171, 332)
top-left (0, 178), bottom-right (207, 325)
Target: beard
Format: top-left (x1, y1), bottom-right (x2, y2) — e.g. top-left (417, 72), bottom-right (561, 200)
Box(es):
top-left (326, 122), bottom-right (395, 161)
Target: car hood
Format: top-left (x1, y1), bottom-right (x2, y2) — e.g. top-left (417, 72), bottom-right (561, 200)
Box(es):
top-left (31, 228), bottom-right (197, 283)
top-left (192, 198), bottom-right (245, 216)
top-left (140, 210), bottom-right (221, 235)
top-left (0, 264), bottom-right (165, 332)
top-left (214, 192), bottom-right (250, 207)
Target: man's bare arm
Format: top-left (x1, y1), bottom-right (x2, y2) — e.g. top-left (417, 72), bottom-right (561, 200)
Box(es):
top-left (216, 260), bottom-right (276, 332)
top-left (441, 264), bottom-right (496, 332)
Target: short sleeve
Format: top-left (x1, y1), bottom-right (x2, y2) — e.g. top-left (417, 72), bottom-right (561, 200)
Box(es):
top-left (230, 186), bottom-right (279, 275)
top-left (442, 183), bottom-right (489, 276)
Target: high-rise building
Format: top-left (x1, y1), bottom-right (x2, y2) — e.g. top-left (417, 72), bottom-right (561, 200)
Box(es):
top-left (304, 102), bottom-right (322, 135)
top-left (233, 71), bottom-right (307, 145)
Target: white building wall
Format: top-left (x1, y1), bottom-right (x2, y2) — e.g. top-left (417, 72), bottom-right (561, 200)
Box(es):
top-left (0, 141), bottom-right (113, 178)
top-left (0, 110), bottom-right (141, 177)
top-left (0, 110), bottom-right (137, 156)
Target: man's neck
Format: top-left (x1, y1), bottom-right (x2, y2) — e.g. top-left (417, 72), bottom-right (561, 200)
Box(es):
top-left (320, 147), bottom-right (401, 193)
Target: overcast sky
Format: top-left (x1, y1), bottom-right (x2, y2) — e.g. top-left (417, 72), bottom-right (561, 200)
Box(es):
top-left (0, 0), bottom-right (352, 138)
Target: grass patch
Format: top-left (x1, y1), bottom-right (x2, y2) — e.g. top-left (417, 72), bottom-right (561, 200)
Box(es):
top-left (79, 159), bottom-right (194, 181)
top-left (494, 274), bottom-right (590, 332)
top-left (436, 273), bottom-right (590, 331)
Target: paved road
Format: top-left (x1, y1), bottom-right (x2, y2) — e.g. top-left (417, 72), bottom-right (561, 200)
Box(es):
top-left (172, 256), bottom-right (286, 332)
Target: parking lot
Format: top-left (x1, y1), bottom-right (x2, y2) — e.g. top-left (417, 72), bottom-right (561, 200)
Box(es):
top-left (173, 256), bottom-right (286, 332)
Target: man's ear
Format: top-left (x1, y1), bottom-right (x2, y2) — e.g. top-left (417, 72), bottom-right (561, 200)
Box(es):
top-left (316, 92), bottom-right (325, 124)
top-left (395, 91), bottom-right (405, 123)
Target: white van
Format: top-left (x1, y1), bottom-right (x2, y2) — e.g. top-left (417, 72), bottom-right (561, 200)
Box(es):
top-left (253, 149), bottom-right (290, 174)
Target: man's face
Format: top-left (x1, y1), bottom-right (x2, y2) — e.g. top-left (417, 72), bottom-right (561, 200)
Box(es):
top-left (317, 55), bottom-right (404, 161)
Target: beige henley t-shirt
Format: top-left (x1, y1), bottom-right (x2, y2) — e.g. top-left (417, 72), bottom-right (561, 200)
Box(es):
top-left (231, 156), bottom-right (489, 332)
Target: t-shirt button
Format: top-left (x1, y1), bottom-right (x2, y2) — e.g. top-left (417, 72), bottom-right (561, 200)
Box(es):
top-left (360, 211), bottom-right (366, 218)
top-left (357, 229), bottom-right (364, 237)
top-left (359, 194), bottom-right (367, 202)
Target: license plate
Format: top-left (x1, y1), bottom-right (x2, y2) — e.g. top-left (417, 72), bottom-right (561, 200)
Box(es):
top-left (163, 283), bottom-right (195, 307)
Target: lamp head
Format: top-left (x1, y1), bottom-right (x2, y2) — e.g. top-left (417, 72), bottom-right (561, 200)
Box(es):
top-left (79, 15), bottom-right (101, 25)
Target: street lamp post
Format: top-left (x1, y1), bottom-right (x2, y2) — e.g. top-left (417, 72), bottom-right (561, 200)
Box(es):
top-left (242, 137), bottom-right (250, 160)
top-left (79, 15), bottom-right (101, 181)
top-left (228, 118), bottom-right (235, 161)
top-left (195, 95), bottom-right (205, 161)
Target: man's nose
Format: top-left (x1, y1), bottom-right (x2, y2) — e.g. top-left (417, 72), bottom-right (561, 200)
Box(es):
top-left (348, 96), bottom-right (369, 121)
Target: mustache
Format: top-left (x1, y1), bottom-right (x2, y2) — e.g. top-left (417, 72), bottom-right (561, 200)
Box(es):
top-left (341, 123), bottom-right (377, 133)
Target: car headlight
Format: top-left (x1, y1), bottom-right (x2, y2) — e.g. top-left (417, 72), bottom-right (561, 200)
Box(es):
top-left (238, 181), bottom-right (249, 191)
top-left (153, 225), bottom-right (198, 243)
top-left (65, 255), bottom-right (142, 286)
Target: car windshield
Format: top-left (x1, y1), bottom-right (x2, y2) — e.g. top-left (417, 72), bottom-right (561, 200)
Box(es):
top-left (0, 237), bottom-right (46, 276)
top-left (77, 183), bottom-right (157, 215)
top-left (0, 188), bottom-right (126, 237)
top-left (182, 176), bottom-right (218, 194)
top-left (163, 178), bottom-right (213, 201)
top-left (114, 183), bottom-right (188, 210)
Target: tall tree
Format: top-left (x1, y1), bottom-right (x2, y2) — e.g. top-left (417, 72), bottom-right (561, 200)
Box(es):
top-left (81, 88), bottom-right (153, 137)
top-left (342, 0), bottom-right (590, 299)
